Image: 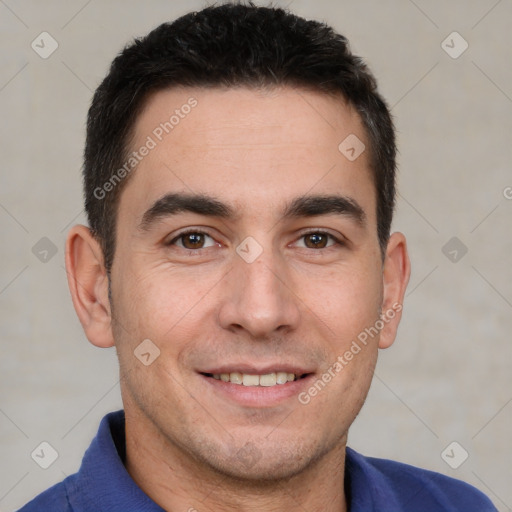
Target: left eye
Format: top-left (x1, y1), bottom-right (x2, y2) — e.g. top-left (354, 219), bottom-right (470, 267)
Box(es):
top-left (295, 232), bottom-right (338, 249)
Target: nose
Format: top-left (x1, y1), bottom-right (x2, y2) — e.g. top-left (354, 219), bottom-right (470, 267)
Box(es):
top-left (217, 245), bottom-right (301, 339)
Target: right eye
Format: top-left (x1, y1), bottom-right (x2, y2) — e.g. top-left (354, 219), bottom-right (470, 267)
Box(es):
top-left (167, 230), bottom-right (218, 251)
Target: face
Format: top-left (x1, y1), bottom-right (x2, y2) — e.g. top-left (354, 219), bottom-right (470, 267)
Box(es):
top-left (105, 86), bottom-right (404, 481)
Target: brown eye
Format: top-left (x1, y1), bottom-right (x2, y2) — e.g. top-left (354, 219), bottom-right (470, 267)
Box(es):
top-left (303, 233), bottom-right (329, 249)
top-left (181, 233), bottom-right (205, 249)
top-left (169, 231), bottom-right (216, 250)
top-left (301, 231), bottom-right (337, 249)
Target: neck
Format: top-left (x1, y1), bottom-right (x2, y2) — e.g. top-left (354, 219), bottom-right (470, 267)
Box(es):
top-left (124, 410), bottom-right (348, 512)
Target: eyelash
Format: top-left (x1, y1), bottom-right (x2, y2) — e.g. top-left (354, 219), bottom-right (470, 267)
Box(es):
top-left (167, 228), bottom-right (344, 251)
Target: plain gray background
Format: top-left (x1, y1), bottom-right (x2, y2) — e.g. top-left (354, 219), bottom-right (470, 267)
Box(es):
top-left (1, 0), bottom-right (511, 510)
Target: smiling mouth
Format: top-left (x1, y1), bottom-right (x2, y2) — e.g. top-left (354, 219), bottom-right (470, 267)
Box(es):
top-left (201, 372), bottom-right (310, 387)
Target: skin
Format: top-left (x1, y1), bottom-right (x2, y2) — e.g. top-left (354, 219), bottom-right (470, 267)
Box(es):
top-left (66, 86), bottom-right (410, 512)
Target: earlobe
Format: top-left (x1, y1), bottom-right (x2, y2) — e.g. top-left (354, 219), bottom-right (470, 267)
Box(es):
top-left (378, 232), bottom-right (411, 349)
top-left (65, 225), bottom-right (115, 348)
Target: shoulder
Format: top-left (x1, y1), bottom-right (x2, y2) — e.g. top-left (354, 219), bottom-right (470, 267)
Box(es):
top-left (16, 478), bottom-right (73, 512)
top-left (346, 447), bottom-right (498, 512)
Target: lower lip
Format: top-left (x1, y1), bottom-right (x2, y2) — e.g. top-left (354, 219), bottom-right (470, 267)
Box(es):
top-left (199, 374), bottom-right (314, 407)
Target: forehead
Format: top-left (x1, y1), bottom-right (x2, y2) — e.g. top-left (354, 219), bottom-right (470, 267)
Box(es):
top-left (136, 85), bottom-right (363, 148)
top-left (119, 86), bottom-right (375, 225)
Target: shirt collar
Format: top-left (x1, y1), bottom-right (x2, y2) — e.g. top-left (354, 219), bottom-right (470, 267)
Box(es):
top-left (345, 446), bottom-right (401, 511)
top-left (70, 410), bottom-right (396, 512)
top-left (68, 410), bottom-right (165, 512)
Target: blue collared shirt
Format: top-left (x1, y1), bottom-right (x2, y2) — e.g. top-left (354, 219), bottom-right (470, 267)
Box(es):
top-left (18, 410), bottom-right (497, 511)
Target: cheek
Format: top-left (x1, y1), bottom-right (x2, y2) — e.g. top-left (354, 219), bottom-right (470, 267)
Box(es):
top-left (112, 259), bottom-right (222, 359)
top-left (302, 264), bottom-right (383, 341)
top-left (115, 258), bottom-right (194, 320)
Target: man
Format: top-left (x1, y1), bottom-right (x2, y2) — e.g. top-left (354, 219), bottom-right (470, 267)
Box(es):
top-left (19, 2), bottom-right (497, 511)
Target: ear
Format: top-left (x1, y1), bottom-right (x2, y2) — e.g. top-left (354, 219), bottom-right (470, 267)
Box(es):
top-left (378, 232), bottom-right (411, 349)
top-left (65, 225), bottom-right (115, 348)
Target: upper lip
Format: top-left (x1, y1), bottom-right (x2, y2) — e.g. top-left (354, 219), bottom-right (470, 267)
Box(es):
top-left (198, 363), bottom-right (314, 376)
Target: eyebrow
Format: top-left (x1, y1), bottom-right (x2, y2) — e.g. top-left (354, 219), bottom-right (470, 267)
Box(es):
top-left (138, 192), bottom-right (366, 232)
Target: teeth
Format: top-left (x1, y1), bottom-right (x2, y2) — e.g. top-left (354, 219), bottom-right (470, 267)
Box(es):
top-left (276, 372), bottom-right (288, 384)
top-left (259, 373), bottom-right (277, 387)
top-left (213, 372), bottom-right (299, 386)
top-left (230, 372), bottom-right (243, 385)
top-left (243, 374), bottom-right (260, 386)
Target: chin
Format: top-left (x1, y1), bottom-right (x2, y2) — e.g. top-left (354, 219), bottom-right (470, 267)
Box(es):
top-left (185, 433), bottom-right (335, 484)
